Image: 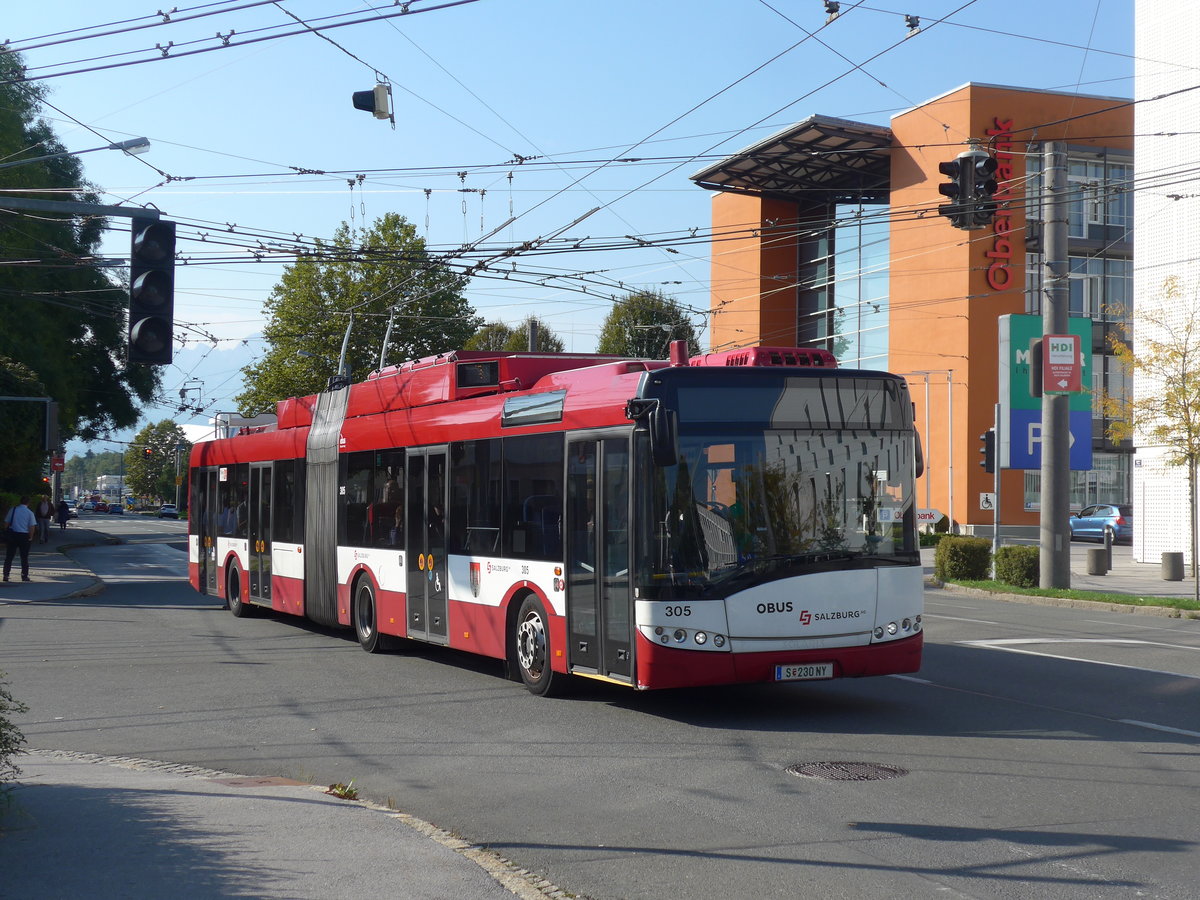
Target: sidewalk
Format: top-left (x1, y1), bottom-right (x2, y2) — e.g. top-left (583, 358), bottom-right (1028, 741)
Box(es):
top-left (0, 521), bottom-right (560, 900)
top-left (922, 540), bottom-right (1199, 608)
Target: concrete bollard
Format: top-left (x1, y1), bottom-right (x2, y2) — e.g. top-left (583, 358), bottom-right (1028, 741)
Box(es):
top-left (1086, 547), bottom-right (1108, 576)
top-left (1162, 552), bottom-right (1185, 582)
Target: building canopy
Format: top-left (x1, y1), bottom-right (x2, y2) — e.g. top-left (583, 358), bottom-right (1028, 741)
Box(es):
top-left (690, 114), bottom-right (893, 204)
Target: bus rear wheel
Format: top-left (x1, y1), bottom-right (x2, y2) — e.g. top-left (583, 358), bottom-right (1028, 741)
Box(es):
top-left (515, 595), bottom-right (562, 696)
top-left (353, 577), bottom-right (381, 653)
top-left (226, 565), bottom-right (249, 618)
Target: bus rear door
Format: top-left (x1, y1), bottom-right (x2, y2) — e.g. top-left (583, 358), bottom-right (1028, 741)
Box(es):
top-left (406, 447), bottom-right (448, 643)
top-left (566, 435), bottom-right (632, 683)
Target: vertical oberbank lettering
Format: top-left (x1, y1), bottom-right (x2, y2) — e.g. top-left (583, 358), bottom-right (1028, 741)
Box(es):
top-left (985, 117), bottom-right (1016, 291)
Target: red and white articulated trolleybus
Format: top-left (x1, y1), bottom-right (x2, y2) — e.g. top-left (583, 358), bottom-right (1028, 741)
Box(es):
top-left (188, 341), bottom-right (924, 695)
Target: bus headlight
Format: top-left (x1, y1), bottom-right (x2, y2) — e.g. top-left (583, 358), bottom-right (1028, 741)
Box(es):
top-left (713, 634), bottom-right (726, 648)
top-left (694, 631), bottom-right (707, 645)
top-left (887, 622), bottom-right (899, 635)
top-left (873, 626), bottom-right (885, 639)
top-left (673, 629), bottom-right (687, 643)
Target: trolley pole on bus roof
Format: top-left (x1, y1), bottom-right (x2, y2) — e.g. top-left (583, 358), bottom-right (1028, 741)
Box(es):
top-left (1040, 143), bottom-right (1071, 589)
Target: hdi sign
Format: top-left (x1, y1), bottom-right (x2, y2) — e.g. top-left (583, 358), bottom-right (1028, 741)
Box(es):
top-left (997, 315), bottom-right (1093, 471)
top-left (1043, 333), bottom-right (1082, 394)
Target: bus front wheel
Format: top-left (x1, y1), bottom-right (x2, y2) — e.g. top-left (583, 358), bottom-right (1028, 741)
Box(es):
top-left (514, 595), bottom-right (562, 696)
top-left (353, 577), bottom-right (381, 653)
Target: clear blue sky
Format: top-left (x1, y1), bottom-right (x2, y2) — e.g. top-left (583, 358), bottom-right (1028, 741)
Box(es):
top-left (2, 0), bottom-right (1136, 451)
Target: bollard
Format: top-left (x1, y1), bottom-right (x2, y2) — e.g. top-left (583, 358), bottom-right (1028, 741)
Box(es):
top-left (1086, 547), bottom-right (1108, 576)
top-left (1162, 552), bottom-right (1185, 582)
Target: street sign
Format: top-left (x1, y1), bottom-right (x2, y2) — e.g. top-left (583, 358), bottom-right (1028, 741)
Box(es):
top-left (997, 314), bottom-right (1093, 470)
top-left (1043, 333), bottom-right (1082, 394)
top-left (979, 492), bottom-right (997, 511)
top-left (50, 455), bottom-right (65, 472)
top-left (916, 508), bottom-right (945, 525)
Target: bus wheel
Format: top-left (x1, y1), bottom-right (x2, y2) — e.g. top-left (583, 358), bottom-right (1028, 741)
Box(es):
top-left (226, 565), bottom-right (249, 618)
top-left (353, 577), bottom-right (381, 653)
top-left (515, 595), bottom-right (560, 696)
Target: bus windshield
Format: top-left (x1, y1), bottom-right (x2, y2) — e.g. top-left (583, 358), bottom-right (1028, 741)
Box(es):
top-left (635, 425), bottom-right (918, 599)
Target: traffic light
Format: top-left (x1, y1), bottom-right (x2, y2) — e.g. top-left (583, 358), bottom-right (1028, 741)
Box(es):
top-left (128, 217), bottom-right (176, 365)
top-left (143, 447), bottom-right (154, 458)
top-left (937, 148), bottom-right (998, 231)
top-left (979, 428), bottom-right (996, 474)
top-left (936, 157), bottom-right (970, 229)
top-left (352, 84), bottom-right (392, 121)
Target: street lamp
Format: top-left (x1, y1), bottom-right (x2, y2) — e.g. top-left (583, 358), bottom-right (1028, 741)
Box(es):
top-left (0, 137), bottom-right (151, 170)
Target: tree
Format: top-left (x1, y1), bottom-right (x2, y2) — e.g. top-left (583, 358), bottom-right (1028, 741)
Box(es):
top-left (596, 290), bottom-right (701, 359)
top-left (236, 213), bottom-right (481, 415)
top-left (1099, 277), bottom-right (1200, 602)
top-left (0, 50), bottom-right (158, 476)
top-left (465, 315), bottom-right (565, 353)
top-left (124, 420), bottom-right (191, 503)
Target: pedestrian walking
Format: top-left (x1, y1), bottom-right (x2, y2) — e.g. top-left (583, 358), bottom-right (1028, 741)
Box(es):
top-left (57, 498), bottom-right (70, 530)
top-left (3, 496), bottom-right (37, 582)
top-left (35, 495), bottom-right (52, 543)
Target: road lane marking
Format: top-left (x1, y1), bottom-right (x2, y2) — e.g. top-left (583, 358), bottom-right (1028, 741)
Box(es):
top-left (959, 638), bottom-right (1200, 681)
top-left (1119, 720), bottom-right (1200, 740)
top-left (925, 613), bottom-right (1003, 625)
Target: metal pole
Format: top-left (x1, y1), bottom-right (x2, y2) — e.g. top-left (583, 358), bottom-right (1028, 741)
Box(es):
top-left (1040, 142), bottom-right (1071, 588)
top-left (924, 374), bottom-right (932, 510)
top-left (947, 370), bottom-right (955, 533)
top-left (175, 445), bottom-right (183, 510)
top-left (993, 402), bottom-right (1002, 560)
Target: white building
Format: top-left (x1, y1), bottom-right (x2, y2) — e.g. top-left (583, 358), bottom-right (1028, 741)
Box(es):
top-left (1133, 2), bottom-right (1200, 564)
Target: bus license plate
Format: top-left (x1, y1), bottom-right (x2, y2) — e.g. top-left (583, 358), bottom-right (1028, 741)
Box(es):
top-left (775, 663), bottom-right (833, 681)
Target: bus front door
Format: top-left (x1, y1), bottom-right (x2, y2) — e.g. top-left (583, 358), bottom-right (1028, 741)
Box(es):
top-left (247, 463), bottom-right (272, 604)
top-left (406, 448), bottom-right (448, 644)
top-left (566, 436), bottom-right (632, 682)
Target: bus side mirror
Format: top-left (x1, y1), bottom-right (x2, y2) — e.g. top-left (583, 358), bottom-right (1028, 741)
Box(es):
top-left (650, 405), bottom-right (677, 467)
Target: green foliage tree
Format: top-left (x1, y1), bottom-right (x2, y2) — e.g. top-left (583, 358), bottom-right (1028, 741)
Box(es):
top-left (124, 420), bottom-right (191, 503)
top-left (236, 213), bottom-right (481, 415)
top-left (1098, 278), bottom-right (1200, 601)
top-left (0, 50), bottom-right (158, 487)
top-left (596, 290), bottom-right (701, 359)
top-left (0, 360), bottom-right (49, 490)
top-left (465, 315), bottom-right (565, 353)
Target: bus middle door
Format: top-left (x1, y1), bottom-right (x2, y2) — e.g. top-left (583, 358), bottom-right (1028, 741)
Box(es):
top-left (406, 448), bottom-right (448, 644)
top-left (247, 462), bottom-right (272, 605)
top-left (566, 435), bottom-right (632, 682)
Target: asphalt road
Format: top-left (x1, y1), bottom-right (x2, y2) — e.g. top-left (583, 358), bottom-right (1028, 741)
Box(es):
top-left (2, 536), bottom-right (1198, 899)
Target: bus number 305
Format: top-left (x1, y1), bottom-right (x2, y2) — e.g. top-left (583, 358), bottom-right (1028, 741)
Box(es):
top-left (664, 605), bottom-right (692, 617)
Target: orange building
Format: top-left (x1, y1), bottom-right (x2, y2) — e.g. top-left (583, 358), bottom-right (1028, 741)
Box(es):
top-left (693, 84), bottom-right (1133, 533)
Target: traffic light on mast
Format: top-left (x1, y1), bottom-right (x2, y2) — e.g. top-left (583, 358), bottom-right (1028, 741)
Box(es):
top-left (128, 217), bottom-right (176, 365)
top-left (938, 148), bottom-right (998, 231)
top-left (352, 84), bottom-right (392, 122)
top-left (979, 428), bottom-right (996, 474)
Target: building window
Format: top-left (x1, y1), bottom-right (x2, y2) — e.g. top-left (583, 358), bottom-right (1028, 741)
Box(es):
top-left (1022, 452), bottom-right (1129, 510)
top-left (829, 203), bottom-right (889, 366)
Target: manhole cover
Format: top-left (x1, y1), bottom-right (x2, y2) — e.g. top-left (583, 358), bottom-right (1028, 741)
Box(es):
top-left (785, 761), bottom-right (908, 782)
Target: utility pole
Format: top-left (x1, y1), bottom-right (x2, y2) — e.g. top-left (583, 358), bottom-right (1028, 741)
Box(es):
top-left (1040, 143), bottom-right (1071, 588)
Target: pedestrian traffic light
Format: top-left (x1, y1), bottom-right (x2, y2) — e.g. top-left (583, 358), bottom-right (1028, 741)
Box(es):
top-left (937, 148), bottom-right (998, 231)
top-left (128, 217), bottom-right (176, 365)
top-left (979, 428), bottom-right (996, 474)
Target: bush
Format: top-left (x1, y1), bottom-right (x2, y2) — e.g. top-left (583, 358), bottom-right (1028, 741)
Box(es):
top-left (934, 536), bottom-right (992, 581)
top-left (994, 545), bottom-right (1040, 588)
top-left (919, 531), bottom-right (947, 548)
top-left (0, 670), bottom-right (29, 794)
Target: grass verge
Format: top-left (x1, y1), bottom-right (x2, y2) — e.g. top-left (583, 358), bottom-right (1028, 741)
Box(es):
top-left (946, 579), bottom-right (1200, 617)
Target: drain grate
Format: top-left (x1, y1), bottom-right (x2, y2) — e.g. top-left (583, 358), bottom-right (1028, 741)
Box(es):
top-left (785, 761), bottom-right (908, 782)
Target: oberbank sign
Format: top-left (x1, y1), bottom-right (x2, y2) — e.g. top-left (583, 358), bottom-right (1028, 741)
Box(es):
top-left (997, 314), bottom-right (1093, 471)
